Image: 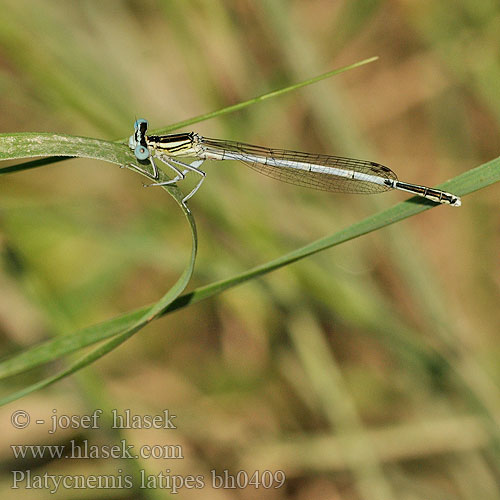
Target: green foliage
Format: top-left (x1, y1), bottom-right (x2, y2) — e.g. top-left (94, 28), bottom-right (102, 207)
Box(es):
top-left (1, 82), bottom-right (499, 406)
top-left (1, 2), bottom-right (500, 498)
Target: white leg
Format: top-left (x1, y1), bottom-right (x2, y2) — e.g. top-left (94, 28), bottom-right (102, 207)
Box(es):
top-left (137, 156), bottom-right (206, 208)
top-left (168, 158), bottom-right (206, 204)
top-left (149, 155), bottom-right (159, 179)
top-left (144, 156), bottom-right (187, 187)
top-left (129, 155), bottom-right (160, 179)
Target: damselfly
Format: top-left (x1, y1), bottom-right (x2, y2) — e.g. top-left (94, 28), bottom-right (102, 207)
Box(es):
top-left (128, 119), bottom-right (461, 208)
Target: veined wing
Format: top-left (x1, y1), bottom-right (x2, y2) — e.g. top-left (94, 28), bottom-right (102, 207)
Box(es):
top-left (199, 137), bottom-right (397, 194)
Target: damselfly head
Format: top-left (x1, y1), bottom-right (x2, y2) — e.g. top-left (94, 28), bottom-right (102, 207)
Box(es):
top-left (130, 118), bottom-right (151, 160)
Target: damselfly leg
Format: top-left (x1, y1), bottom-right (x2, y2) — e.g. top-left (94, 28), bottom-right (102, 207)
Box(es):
top-left (146, 157), bottom-right (206, 204)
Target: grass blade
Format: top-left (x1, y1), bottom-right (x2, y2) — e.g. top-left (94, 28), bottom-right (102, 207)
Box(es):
top-left (0, 132), bottom-right (187, 202)
top-left (2, 154), bottom-right (497, 382)
top-left (0, 131), bottom-right (199, 404)
top-left (0, 190), bottom-right (197, 406)
top-left (151, 57), bottom-right (378, 135)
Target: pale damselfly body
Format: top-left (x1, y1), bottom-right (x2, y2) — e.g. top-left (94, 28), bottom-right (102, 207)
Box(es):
top-left (128, 119), bottom-right (461, 208)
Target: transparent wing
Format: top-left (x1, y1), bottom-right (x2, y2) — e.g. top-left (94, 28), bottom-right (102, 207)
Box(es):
top-left (200, 137), bottom-right (397, 194)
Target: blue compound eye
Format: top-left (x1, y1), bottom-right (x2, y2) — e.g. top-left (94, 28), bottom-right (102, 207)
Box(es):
top-left (134, 144), bottom-right (150, 160)
top-left (134, 118), bottom-right (148, 131)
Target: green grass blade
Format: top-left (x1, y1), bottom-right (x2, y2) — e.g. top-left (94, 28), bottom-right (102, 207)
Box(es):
top-left (150, 57), bottom-right (379, 135)
top-left (0, 307), bottom-right (150, 379)
top-left (0, 132), bottom-right (130, 164)
top-left (0, 132), bottom-right (188, 202)
top-left (2, 155), bottom-right (497, 382)
top-left (0, 156), bottom-right (68, 174)
top-left (0, 189), bottom-right (197, 406)
top-left (0, 131), bottom-right (199, 404)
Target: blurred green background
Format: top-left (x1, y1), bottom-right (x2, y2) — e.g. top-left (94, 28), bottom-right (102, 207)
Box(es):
top-left (1, 0), bottom-right (499, 498)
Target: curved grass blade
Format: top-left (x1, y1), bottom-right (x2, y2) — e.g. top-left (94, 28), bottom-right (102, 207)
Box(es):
top-left (0, 57), bottom-right (378, 175)
top-left (0, 189), bottom-right (197, 406)
top-left (0, 132), bottom-right (199, 404)
top-left (0, 132), bottom-right (131, 164)
top-left (2, 154), bottom-right (498, 385)
top-left (0, 132), bottom-right (188, 201)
